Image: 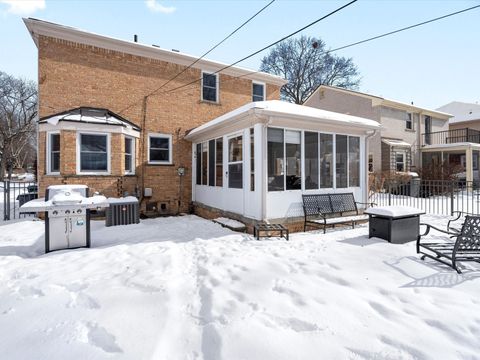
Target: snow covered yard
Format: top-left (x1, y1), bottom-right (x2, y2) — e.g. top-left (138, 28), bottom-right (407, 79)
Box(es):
top-left (0, 215), bottom-right (479, 360)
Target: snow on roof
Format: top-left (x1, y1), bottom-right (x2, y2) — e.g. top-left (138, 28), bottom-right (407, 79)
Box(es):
top-left (381, 138), bottom-right (411, 147)
top-left (186, 100), bottom-right (380, 138)
top-left (39, 107), bottom-right (141, 131)
top-left (436, 101), bottom-right (480, 124)
top-left (23, 18), bottom-right (287, 87)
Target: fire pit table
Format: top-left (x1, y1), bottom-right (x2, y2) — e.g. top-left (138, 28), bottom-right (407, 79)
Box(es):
top-left (364, 206), bottom-right (425, 244)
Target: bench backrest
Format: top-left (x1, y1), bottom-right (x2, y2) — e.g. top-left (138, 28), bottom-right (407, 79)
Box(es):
top-left (457, 216), bottom-right (480, 252)
top-left (302, 193), bottom-right (358, 217)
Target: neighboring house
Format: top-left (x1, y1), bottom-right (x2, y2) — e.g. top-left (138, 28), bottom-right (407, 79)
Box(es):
top-left (304, 85), bottom-right (452, 175)
top-left (25, 19), bottom-right (380, 228)
top-left (423, 101), bottom-right (480, 182)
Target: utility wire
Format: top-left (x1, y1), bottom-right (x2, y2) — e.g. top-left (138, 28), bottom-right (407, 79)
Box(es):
top-left (118, 0), bottom-right (276, 114)
top-left (219, 4), bottom-right (480, 85)
top-left (164, 0), bottom-right (358, 95)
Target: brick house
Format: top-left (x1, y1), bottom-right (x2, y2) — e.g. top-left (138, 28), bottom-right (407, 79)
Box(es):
top-left (25, 18), bottom-right (285, 216)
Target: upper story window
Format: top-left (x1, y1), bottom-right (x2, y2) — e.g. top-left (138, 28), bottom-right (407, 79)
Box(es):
top-left (202, 72), bottom-right (218, 102)
top-left (252, 82), bottom-right (265, 102)
top-left (47, 132), bottom-right (60, 174)
top-left (406, 113), bottom-right (413, 130)
top-left (78, 133), bottom-right (109, 173)
top-left (125, 137), bottom-right (135, 174)
top-left (148, 133), bottom-right (172, 165)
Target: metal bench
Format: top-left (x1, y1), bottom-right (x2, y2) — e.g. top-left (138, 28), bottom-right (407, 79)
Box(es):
top-left (417, 215), bottom-right (480, 274)
top-left (302, 193), bottom-right (373, 233)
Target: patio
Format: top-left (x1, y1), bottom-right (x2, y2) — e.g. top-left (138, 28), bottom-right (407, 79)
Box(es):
top-left (0, 215), bottom-right (479, 359)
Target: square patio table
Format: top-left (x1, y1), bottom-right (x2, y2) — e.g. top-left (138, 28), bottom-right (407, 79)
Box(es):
top-left (364, 206), bottom-right (425, 244)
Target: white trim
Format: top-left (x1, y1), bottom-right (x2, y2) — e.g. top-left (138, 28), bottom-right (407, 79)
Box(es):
top-left (124, 136), bottom-right (135, 175)
top-left (46, 131), bottom-right (60, 175)
top-left (148, 133), bottom-right (173, 165)
top-left (39, 121), bottom-right (140, 137)
top-left (76, 131), bottom-right (111, 175)
top-left (201, 71), bottom-right (219, 103)
top-left (252, 81), bottom-right (266, 102)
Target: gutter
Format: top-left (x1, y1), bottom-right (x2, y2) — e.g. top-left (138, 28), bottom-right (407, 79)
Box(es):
top-left (364, 129), bottom-right (378, 206)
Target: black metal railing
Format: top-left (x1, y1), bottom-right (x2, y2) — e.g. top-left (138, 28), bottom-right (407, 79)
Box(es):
top-left (370, 178), bottom-right (480, 216)
top-left (1, 180), bottom-right (38, 221)
top-left (422, 128), bottom-right (480, 146)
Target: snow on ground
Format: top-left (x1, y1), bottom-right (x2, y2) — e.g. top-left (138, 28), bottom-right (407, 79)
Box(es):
top-left (0, 215), bottom-right (479, 360)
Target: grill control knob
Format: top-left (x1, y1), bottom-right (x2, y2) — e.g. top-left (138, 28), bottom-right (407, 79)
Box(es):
top-left (65, 210), bottom-right (70, 214)
top-left (77, 209), bottom-right (82, 214)
top-left (53, 210), bottom-right (58, 215)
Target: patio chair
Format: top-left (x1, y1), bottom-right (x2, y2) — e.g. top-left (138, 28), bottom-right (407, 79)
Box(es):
top-left (417, 215), bottom-right (480, 274)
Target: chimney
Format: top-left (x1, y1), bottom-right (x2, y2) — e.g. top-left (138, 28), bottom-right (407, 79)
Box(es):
top-left (134, 34), bottom-right (138, 43)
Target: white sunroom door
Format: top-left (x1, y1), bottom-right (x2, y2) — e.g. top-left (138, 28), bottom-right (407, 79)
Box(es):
top-left (225, 133), bottom-right (244, 214)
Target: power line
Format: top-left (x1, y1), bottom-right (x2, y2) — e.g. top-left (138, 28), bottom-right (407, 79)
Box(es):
top-left (118, 0), bottom-right (276, 114)
top-left (164, 0), bottom-right (358, 95)
top-left (216, 3), bottom-right (480, 86)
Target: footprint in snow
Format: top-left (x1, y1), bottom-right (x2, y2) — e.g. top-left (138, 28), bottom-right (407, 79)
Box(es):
top-left (68, 292), bottom-right (100, 310)
top-left (17, 285), bottom-right (44, 298)
top-left (78, 322), bottom-right (123, 353)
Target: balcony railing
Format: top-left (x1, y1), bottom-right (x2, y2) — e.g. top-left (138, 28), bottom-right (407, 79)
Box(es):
top-left (422, 128), bottom-right (480, 146)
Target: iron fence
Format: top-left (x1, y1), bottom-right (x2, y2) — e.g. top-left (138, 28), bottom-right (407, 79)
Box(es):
top-left (370, 179), bottom-right (480, 216)
top-left (1, 180), bottom-right (38, 221)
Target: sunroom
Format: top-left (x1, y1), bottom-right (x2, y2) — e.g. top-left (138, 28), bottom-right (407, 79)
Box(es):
top-left (185, 101), bottom-right (380, 223)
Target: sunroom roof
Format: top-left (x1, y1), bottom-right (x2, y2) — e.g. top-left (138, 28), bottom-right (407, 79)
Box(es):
top-left (39, 107), bottom-right (141, 131)
top-left (186, 100), bottom-right (380, 139)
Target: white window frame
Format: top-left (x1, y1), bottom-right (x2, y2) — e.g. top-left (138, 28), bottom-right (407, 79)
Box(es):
top-left (148, 133), bottom-right (173, 165)
top-left (395, 151), bottom-right (406, 172)
top-left (124, 136), bottom-right (135, 175)
top-left (201, 71), bottom-right (219, 103)
top-left (46, 131), bottom-right (60, 175)
top-left (406, 112), bottom-right (413, 130)
top-left (76, 131), bottom-right (111, 175)
top-left (252, 81), bottom-right (266, 102)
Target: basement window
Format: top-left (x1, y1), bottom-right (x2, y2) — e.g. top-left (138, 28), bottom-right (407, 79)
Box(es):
top-left (148, 133), bottom-right (172, 165)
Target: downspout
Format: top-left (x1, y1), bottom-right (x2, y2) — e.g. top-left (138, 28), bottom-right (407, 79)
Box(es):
top-left (365, 129), bottom-right (378, 206)
top-left (138, 96), bottom-right (148, 210)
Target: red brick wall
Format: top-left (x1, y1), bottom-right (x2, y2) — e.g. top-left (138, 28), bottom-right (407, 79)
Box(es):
top-left (37, 36), bottom-right (281, 213)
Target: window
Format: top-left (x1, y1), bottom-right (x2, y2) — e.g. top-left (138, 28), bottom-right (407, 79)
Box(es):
top-left (425, 115), bottom-right (432, 145)
top-left (368, 154), bottom-right (374, 172)
top-left (79, 133), bottom-right (109, 173)
top-left (268, 128), bottom-right (284, 191)
top-left (285, 130), bottom-right (301, 190)
top-left (406, 113), bottom-right (413, 130)
top-left (349, 136), bottom-right (360, 187)
top-left (228, 135), bottom-right (243, 189)
top-left (252, 82), bottom-right (265, 102)
top-left (125, 137), bottom-right (135, 174)
top-left (48, 132), bottom-right (60, 174)
top-left (148, 134), bottom-right (172, 164)
top-left (196, 143), bottom-right (202, 185)
top-left (305, 132), bottom-right (319, 189)
top-left (336, 135), bottom-right (348, 188)
top-left (202, 142), bottom-right (208, 185)
top-left (396, 152), bottom-right (405, 172)
top-left (216, 138), bottom-right (223, 187)
top-left (320, 133), bottom-right (333, 188)
top-left (202, 72), bottom-right (218, 102)
top-left (250, 128), bottom-right (255, 191)
top-left (208, 140), bottom-right (215, 186)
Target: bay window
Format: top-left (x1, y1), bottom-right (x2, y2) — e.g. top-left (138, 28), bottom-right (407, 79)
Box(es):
top-left (125, 137), bottom-right (135, 174)
top-left (78, 133), bottom-right (109, 173)
top-left (48, 132), bottom-right (60, 174)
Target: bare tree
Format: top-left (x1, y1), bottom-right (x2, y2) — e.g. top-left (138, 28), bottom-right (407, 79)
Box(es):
top-left (260, 36), bottom-right (360, 104)
top-left (0, 71), bottom-right (37, 179)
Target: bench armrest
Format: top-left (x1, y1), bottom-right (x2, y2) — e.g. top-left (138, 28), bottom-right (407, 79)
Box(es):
top-left (419, 223), bottom-right (460, 238)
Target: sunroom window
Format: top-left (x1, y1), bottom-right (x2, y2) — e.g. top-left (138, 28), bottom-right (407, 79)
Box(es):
top-left (79, 133), bottom-right (108, 172)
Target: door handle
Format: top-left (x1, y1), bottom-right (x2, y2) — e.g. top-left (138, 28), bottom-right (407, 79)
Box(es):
top-left (65, 218), bottom-right (68, 233)
top-left (70, 218), bottom-right (73, 233)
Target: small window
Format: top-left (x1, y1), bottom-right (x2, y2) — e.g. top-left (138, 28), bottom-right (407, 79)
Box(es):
top-left (396, 152), bottom-right (405, 172)
top-left (368, 154), bottom-right (374, 172)
top-left (216, 138), bottom-right (223, 187)
top-left (252, 82), bottom-right (265, 102)
top-left (148, 134), bottom-right (172, 164)
top-left (406, 113), bottom-right (413, 130)
top-left (202, 72), bottom-right (218, 102)
top-left (125, 137), bottom-right (135, 174)
top-left (79, 133), bottom-right (108, 172)
top-left (48, 133), bottom-right (60, 173)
